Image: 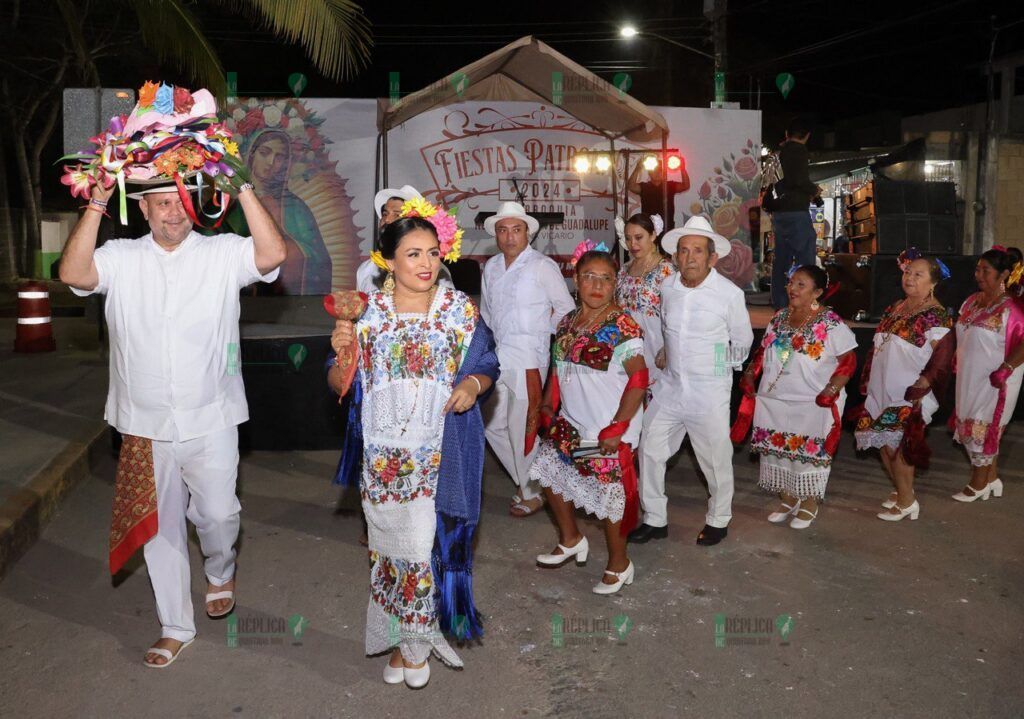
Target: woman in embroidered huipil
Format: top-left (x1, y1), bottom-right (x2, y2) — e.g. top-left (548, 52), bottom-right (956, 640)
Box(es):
top-left (854, 255), bottom-right (953, 522)
top-left (330, 212), bottom-right (498, 689)
top-left (949, 247), bottom-right (1024, 503)
top-left (738, 265), bottom-right (857, 529)
top-left (615, 213), bottom-right (674, 386)
top-left (532, 250), bottom-right (648, 595)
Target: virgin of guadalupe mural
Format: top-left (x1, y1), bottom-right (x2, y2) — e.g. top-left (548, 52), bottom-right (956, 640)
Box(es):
top-left (223, 98), bottom-right (362, 294)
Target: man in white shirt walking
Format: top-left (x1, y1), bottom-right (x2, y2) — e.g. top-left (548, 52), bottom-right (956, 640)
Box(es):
top-left (629, 216), bottom-right (753, 546)
top-left (60, 180), bottom-right (286, 667)
top-left (480, 202), bottom-right (575, 517)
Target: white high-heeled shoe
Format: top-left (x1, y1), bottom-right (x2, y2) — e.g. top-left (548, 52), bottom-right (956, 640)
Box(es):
top-left (768, 499), bottom-right (801, 523)
top-left (592, 561), bottom-right (634, 595)
top-left (952, 483), bottom-right (993, 502)
top-left (403, 659), bottom-right (430, 689)
top-left (990, 478), bottom-right (1004, 498)
top-left (536, 536), bottom-right (589, 567)
top-left (882, 492), bottom-right (898, 510)
top-left (789, 506), bottom-right (818, 530)
top-left (877, 499), bottom-right (920, 521)
top-left (383, 658), bottom-right (404, 685)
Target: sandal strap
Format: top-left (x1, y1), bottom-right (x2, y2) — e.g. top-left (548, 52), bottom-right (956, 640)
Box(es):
top-left (206, 590), bottom-right (234, 602)
top-left (146, 647), bottom-right (173, 661)
top-left (795, 507), bottom-right (817, 519)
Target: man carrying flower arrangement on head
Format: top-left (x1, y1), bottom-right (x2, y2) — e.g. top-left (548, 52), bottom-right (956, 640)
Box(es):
top-left (58, 82), bottom-right (287, 668)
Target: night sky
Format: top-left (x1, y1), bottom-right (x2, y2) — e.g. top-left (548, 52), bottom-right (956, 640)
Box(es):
top-left (20, 0), bottom-right (1024, 208)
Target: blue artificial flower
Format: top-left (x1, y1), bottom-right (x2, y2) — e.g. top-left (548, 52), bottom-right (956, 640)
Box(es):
top-left (154, 83), bottom-right (174, 114)
top-left (594, 325), bottom-right (620, 345)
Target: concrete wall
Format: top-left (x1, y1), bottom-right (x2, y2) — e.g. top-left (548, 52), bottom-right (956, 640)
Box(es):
top-left (994, 137), bottom-right (1024, 250)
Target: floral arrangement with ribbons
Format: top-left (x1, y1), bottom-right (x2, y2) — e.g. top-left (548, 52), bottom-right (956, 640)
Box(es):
top-left (898, 247), bottom-right (952, 280)
top-left (369, 197), bottom-right (463, 270)
top-left (58, 81), bottom-right (246, 226)
top-left (570, 239), bottom-right (610, 267)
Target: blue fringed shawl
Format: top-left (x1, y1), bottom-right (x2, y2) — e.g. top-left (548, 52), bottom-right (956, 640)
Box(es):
top-left (332, 316), bottom-right (499, 641)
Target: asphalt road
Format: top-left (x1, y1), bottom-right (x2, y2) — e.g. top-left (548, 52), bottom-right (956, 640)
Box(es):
top-left (1, 429), bottom-right (1022, 718)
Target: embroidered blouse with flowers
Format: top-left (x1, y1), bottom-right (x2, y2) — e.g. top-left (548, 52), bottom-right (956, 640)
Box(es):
top-left (952, 292), bottom-right (1024, 463)
top-left (750, 307), bottom-right (858, 498)
top-left (615, 258), bottom-right (675, 381)
top-left (529, 309), bottom-right (645, 522)
top-left (855, 303), bottom-right (953, 450)
top-left (356, 286), bottom-right (481, 668)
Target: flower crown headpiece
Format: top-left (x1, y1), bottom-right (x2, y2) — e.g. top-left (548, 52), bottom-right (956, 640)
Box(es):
top-left (369, 197), bottom-right (463, 271)
top-left (571, 239), bottom-right (610, 267)
top-left (614, 214), bottom-right (664, 250)
top-left (994, 246), bottom-right (1024, 287)
top-left (898, 247), bottom-right (952, 281)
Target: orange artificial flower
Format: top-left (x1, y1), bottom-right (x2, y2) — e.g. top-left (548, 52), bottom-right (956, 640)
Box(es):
top-left (804, 342), bottom-right (824, 359)
top-left (138, 81), bottom-right (159, 108)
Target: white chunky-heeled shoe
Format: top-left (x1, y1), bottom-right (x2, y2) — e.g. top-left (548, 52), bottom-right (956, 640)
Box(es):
top-left (536, 536), bottom-right (589, 567)
top-left (768, 499), bottom-right (801, 523)
top-left (789, 507), bottom-right (818, 530)
top-left (881, 492), bottom-right (898, 510)
top-left (877, 500), bottom-right (920, 521)
top-left (592, 561), bottom-right (634, 595)
top-left (952, 483), bottom-right (993, 502)
top-left (990, 478), bottom-right (1004, 498)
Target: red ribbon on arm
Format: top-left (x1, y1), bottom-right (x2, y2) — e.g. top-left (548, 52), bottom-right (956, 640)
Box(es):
top-left (539, 370), bottom-right (560, 433)
top-left (822, 352), bottom-right (857, 456)
top-left (596, 367), bottom-right (649, 537)
top-left (730, 345), bottom-right (765, 443)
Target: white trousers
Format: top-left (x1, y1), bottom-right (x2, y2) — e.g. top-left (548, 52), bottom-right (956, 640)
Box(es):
top-left (482, 375), bottom-right (542, 501)
top-left (142, 425), bottom-right (241, 642)
top-left (638, 393), bottom-right (734, 529)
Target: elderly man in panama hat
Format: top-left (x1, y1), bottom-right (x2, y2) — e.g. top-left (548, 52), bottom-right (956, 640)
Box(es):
top-left (628, 215), bottom-right (753, 546)
top-left (60, 178), bottom-right (286, 667)
top-left (480, 201), bottom-right (575, 517)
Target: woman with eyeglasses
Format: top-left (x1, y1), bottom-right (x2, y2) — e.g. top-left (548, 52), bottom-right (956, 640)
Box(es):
top-left (854, 251), bottom-right (953, 522)
top-left (532, 247), bottom-right (648, 595)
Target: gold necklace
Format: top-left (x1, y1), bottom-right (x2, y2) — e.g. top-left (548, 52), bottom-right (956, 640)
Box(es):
top-left (766, 307), bottom-right (816, 393)
top-left (629, 255), bottom-right (660, 278)
top-left (572, 302), bottom-right (613, 332)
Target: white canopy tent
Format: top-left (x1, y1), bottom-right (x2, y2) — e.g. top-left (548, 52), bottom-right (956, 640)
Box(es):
top-left (374, 36), bottom-right (673, 223)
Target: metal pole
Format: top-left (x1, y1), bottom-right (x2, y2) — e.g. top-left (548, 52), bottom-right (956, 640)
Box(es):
top-left (661, 131), bottom-right (670, 229)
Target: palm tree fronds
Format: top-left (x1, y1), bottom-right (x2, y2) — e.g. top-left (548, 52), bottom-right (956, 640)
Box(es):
top-left (132, 0), bottom-right (226, 97)
top-left (218, 0), bottom-right (372, 82)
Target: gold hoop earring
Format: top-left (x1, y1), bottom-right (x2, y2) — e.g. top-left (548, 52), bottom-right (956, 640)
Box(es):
top-left (383, 272), bottom-right (396, 294)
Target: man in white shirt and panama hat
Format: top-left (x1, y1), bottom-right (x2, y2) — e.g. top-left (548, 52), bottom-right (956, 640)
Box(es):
top-left (60, 178), bottom-right (286, 667)
top-left (480, 201), bottom-right (575, 517)
top-left (629, 215), bottom-right (753, 546)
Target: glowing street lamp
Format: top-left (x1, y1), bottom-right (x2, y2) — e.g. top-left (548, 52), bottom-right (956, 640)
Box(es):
top-left (620, 25), bottom-right (639, 39)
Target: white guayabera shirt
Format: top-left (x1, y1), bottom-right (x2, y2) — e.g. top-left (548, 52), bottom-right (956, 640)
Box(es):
top-left (72, 231), bottom-right (279, 441)
top-left (659, 267), bottom-right (754, 411)
top-left (480, 245), bottom-right (575, 394)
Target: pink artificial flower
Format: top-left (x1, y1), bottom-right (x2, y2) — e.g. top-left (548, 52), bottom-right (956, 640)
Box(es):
top-left (61, 165), bottom-right (95, 200)
top-left (813, 322), bottom-right (828, 342)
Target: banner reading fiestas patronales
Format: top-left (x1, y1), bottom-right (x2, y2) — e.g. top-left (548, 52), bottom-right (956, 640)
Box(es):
top-left (222, 99), bottom-right (761, 294)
